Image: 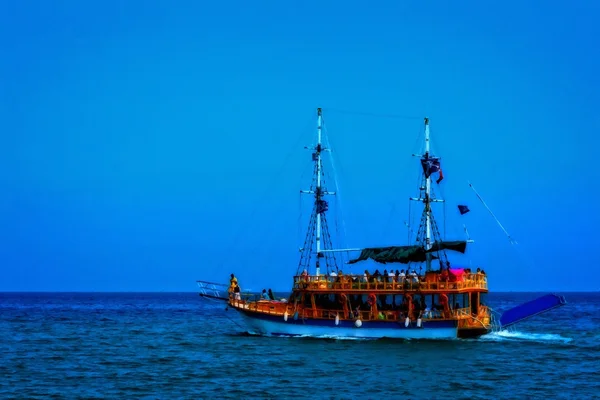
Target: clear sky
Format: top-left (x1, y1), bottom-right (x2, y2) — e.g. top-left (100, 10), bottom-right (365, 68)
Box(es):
top-left (1, 0), bottom-right (599, 292)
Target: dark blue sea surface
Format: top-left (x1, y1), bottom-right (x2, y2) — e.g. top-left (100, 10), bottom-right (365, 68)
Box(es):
top-left (1, 292), bottom-right (598, 399)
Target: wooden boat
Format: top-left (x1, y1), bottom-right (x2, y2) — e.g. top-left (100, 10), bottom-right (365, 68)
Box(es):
top-left (199, 108), bottom-right (566, 339)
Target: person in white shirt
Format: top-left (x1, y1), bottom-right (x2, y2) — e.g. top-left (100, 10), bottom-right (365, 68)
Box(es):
top-left (388, 269), bottom-right (395, 282)
top-left (398, 269), bottom-right (406, 283)
top-left (410, 270), bottom-right (419, 283)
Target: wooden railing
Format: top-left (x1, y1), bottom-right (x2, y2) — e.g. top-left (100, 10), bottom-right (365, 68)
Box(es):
top-left (292, 273), bottom-right (488, 292)
top-left (229, 296), bottom-right (480, 323)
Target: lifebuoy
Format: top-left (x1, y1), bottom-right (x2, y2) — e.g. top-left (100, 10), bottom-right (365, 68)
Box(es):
top-left (366, 293), bottom-right (377, 306)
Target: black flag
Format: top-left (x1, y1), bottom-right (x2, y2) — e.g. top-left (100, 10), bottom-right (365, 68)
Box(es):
top-left (458, 205), bottom-right (470, 215)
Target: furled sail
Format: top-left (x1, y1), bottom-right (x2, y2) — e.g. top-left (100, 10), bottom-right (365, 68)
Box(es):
top-left (347, 241), bottom-right (467, 264)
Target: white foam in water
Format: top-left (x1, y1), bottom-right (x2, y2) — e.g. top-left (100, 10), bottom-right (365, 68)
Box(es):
top-left (297, 334), bottom-right (371, 341)
top-left (482, 330), bottom-right (573, 344)
top-left (245, 330), bottom-right (572, 343)
top-left (246, 332), bottom-right (372, 341)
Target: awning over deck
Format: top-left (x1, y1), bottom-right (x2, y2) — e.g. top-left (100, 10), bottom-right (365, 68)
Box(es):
top-left (347, 241), bottom-right (467, 265)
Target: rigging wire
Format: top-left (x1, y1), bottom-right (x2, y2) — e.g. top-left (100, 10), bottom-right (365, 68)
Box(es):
top-left (408, 121), bottom-right (426, 242)
top-left (469, 182), bottom-right (517, 245)
top-left (407, 200), bottom-right (412, 244)
top-left (381, 120), bottom-right (425, 243)
top-left (321, 127), bottom-right (374, 253)
top-left (323, 107), bottom-right (423, 121)
top-left (466, 180), bottom-right (545, 277)
top-left (215, 117), bottom-right (312, 273)
top-left (297, 155), bottom-right (315, 247)
top-left (321, 119), bottom-right (349, 266)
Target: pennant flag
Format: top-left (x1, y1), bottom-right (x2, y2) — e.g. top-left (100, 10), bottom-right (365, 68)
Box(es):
top-left (458, 205), bottom-right (470, 215)
top-left (436, 169), bottom-right (444, 184)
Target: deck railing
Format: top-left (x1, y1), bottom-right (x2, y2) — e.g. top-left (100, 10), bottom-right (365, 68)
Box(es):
top-left (292, 273), bottom-right (488, 292)
top-left (229, 296), bottom-right (483, 323)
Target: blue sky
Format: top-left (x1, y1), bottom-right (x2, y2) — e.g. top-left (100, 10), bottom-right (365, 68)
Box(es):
top-left (1, 0), bottom-right (598, 292)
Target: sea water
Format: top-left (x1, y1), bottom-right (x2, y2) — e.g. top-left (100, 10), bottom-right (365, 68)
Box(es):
top-left (1, 292), bottom-right (598, 399)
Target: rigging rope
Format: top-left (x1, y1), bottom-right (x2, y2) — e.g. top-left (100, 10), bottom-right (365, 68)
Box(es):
top-left (468, 182), bottom-right (517, 245)
top-left (321, 127), bottom-right (374, 253)
top-left (216, 120), bottom-right (311, 272)
top-left (322, 120), bottom-right (349, 266)
top-left (466, 181), bottom-right (546, 277)
top-left (323, 107), bottom-right (422, 121)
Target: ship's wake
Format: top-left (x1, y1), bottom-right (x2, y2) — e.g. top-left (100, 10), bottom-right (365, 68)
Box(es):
top-left (239, 331), bottom-right (373, 341)
top-left (234, 329), bottom-right (573, 343)
top-left (481, 329), bottom-right (572, 344)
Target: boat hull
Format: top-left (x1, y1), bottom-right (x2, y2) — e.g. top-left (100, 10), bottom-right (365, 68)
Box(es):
top-left (235, 308), bottom-right (460, 339)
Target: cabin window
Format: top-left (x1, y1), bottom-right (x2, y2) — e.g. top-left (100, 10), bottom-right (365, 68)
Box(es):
top-left (480, 293), bottom-right (488, 307)
top-left (470, 292), bottom-right (478, 314)
top-left (302, 294), bottom-right (312, 308)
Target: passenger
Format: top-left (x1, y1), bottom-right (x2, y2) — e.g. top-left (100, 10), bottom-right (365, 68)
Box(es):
top-left (399, 269), bottom-right (406, 282)
top-left (410, 270), bottom-right (419, 283)
top-left (228, 273), bottom-right (238, 295)
top-left (268, 289), bottom-right (275, 300)
top-left (373, 269), bottom-right (382, 282)
top-left (387, 269), bottom-right (395, 282)
top-left (424, 304), bottom-right (432, 318)
top-left (440, 268), bottom-right (449, 282)
top-left (233, 283), bottom-right (241, 300)
top-left (261, 289), bottom-right (269, 300)
top-left (301, 269), bottom-right (309, 281)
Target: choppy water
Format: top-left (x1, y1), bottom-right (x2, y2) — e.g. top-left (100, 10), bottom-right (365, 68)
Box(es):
top-left (1, 292), bottom-right (598, 399)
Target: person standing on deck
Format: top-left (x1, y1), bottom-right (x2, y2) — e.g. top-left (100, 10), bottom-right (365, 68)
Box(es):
top-left (228, 274), bottom-right (238, 296)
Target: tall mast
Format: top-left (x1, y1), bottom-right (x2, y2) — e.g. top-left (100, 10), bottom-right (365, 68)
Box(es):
top-left (315, 107), bottom-right (323, 276)
top-left (298, 107), bottom-right (336, 276)
top-left (409, 117), bottom-right (444, 272)
top-left (424, 117), bottom-right (432, 271)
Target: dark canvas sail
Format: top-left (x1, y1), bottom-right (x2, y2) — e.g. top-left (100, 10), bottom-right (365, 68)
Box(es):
top-left (427, 240), bottom-right (467, 254)
top-left (347, 241), bottom-right (467, 264)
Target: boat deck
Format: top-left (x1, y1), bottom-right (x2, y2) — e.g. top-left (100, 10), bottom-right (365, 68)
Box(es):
top-left (292, 273), bottom-right (488, 293)
top-left (229, 297), bottom-right (491, 328)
